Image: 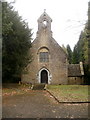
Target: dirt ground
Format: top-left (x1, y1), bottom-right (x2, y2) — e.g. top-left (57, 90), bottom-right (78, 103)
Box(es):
top-left (2, 90), bottom-right (89, 119)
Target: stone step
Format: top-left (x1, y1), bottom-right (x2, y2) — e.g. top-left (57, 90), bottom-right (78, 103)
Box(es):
top-left (31, 83), bottom-right (46, 90)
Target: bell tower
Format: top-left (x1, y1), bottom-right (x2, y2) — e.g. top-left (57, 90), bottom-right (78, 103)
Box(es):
top-left (37, 10), bottom-right (52, 34)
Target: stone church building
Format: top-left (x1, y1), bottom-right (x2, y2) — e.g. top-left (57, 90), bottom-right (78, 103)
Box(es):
top-left (21, 11), bottom-right (84, 85)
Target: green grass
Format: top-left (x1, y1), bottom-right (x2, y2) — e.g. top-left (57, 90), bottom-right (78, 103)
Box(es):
top-left (2, 84), bottom-right (89, 102)
top-left (47, 85), bottom-right (89, 102)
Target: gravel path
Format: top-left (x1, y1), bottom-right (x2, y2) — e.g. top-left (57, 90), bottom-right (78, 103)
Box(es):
top-left (2, 90), bottom-right (89, 118)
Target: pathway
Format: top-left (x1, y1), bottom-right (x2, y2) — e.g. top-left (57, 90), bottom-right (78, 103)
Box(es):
top-left (2, 90), bottom-right (88, 118)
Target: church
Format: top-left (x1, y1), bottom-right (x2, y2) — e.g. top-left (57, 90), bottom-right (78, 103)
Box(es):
top-left (21, 11), bottom-right (84, 85)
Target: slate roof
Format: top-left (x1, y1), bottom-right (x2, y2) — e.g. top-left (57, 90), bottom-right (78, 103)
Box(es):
top-left (68, 64), bottom-right (83, 77)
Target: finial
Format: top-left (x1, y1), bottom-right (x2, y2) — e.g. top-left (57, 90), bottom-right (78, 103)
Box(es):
top-left (44, 9), bottom-right (46, 13)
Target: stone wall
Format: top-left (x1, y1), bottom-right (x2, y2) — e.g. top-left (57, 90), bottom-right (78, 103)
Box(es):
top-left (68, 77), bottom-right (84, 85)
top-left (22, 28), bottom-right (68, 84)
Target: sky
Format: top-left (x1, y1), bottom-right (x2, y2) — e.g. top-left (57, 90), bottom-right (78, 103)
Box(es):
top-left (6, 0), bottom-right (89, 50)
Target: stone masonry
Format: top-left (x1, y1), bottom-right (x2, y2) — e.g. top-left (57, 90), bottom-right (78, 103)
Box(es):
top-left (21, 11), bottom-right (68, 84)
top-left (21, 11), bottom-right (84, 85)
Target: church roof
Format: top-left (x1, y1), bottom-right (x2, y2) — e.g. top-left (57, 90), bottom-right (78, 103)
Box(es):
top-left (68, 64), bottom-right (84, 77)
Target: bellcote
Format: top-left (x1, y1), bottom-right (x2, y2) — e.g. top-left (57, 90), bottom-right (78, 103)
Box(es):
top-left (37, 10), bottom-right (52, 31)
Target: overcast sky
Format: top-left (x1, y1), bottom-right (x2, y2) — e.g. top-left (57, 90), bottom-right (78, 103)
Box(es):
top-left (6, 0), bottom-right (89, 50)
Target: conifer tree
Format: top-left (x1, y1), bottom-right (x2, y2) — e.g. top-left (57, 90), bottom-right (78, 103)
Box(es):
top-left (2, 2), bottom-right (32, 82)
top-left (66, 44), bottom-right (72, 64)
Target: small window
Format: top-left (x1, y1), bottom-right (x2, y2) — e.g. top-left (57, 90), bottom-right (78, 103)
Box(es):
top-left (39, 52), bottom-right (49, 62)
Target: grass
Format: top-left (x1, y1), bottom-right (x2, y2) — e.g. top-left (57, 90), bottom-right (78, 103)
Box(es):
top-left (2, 84), bottom-right (89, 102)
top-left (47, 85), bottom-right (89, 102)
top-left (2, 83), bottom-right (32, 96)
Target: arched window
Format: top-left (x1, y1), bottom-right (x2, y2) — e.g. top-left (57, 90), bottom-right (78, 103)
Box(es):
top-left (43, 20), bottom-right (47, 26)
top-left (40, 52), bottom-right (49, 62)
top-left (38, 47), bottom-right (49, 62)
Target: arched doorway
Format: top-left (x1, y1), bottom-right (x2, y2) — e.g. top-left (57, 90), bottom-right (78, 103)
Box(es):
top-left (38, 68), bottom-right (51, 84)
top-left (41, 70), bottom-right (48, 83)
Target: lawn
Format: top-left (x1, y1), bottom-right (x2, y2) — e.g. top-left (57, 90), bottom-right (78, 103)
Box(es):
top-left (47, 85), bottom-right (89, 102)
top-left (2, 83), bottom-right (31, 96)
top-left (2, 84), bottom-right (89, 102)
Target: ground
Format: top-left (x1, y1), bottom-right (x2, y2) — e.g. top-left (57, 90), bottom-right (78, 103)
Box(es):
top-left (47, 85), bottom-right (89, 102)
top-left (2, 84), bottom-right (89, 119)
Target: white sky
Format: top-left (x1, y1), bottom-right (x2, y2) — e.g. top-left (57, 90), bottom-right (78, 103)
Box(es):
top-left (6, 0), bottom-right (89, 50)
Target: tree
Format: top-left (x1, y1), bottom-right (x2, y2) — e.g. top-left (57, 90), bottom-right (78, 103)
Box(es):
top-left (72, 30), bottom-right (88, 64)
top-left (2, 2), bottom-right (32, 82)
top-left (72, 45), bottom-right (78, 64)
top-left (66, 44), bottom-right (72, 64)
top-left (0, 2), bottom-right (2, 84)
top-left (84, 1), bottom-right (90, 84)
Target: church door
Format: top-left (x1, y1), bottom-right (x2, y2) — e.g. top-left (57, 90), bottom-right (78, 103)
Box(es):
top-left (41, 70), bottom-right (48, 84)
